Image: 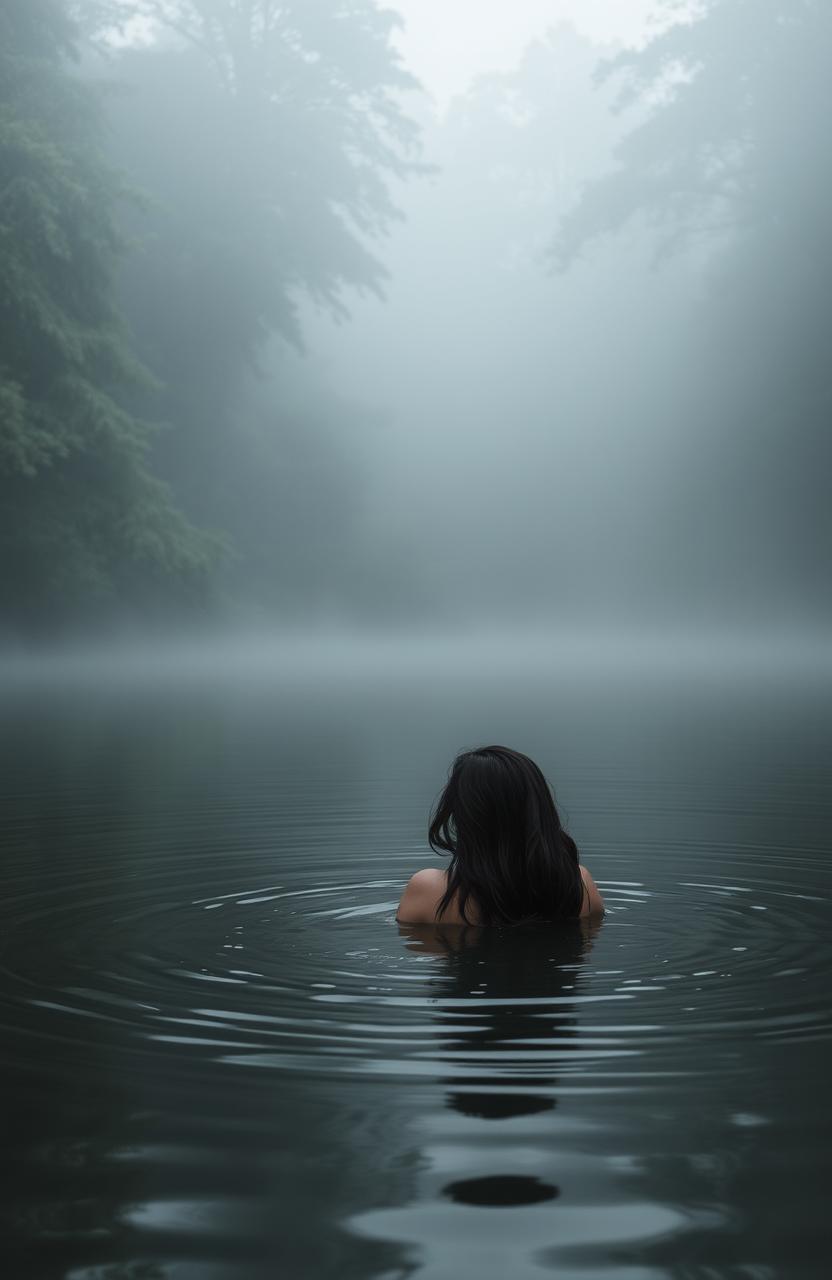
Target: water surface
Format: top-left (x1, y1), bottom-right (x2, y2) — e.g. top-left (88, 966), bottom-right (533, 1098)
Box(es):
top-left (1, 640), bottom-right (830, 1278)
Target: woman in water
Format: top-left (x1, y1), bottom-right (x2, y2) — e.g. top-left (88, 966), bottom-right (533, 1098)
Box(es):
top-left (397, 745), bottom-right (604, 925)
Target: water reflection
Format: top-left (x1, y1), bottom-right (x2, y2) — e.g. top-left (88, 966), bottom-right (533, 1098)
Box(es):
top-left (2, 672), bottom-right (830, 1279)
top-left (443, 1173), bottom-right (560, 1207)
top-left (400, 916), bottom-right (600, 1126)
top-left (348, 919), bottom-right (606, 1268)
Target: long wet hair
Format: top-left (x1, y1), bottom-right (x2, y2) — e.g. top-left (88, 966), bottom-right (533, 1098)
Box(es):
top-left (429, 746), bottom-right (583, 926)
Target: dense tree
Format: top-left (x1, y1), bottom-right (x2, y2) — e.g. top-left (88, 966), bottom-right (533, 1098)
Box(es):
top-left (92, 0), bottom-right (421, 341)
top-left (77, 0), bottom-right (422, 612)
top-left (555, 0), bottom-right (832, 616)
top-left (557, 0), bottom-right (832, 256)
top-left (0, 0), bottom-right (217, 634)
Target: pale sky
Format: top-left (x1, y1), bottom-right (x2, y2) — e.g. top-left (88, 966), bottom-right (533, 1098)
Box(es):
top-left (392, 0), bottom-right (665, 106)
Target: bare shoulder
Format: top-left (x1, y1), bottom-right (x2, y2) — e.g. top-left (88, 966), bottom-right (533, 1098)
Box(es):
top-left (397, 868), bottom-right (447, 924)
top-left (580, 864), bottom-right (605, 917)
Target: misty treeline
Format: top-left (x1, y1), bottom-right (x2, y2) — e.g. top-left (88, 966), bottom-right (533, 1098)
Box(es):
top-left (1, 0), bottom-right (829, 636)
top-left (0, 0), bottom-right (419, 632)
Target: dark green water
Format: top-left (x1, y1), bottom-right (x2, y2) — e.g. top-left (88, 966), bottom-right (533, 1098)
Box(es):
top-left (1, 640), bottom-right (830, 1279)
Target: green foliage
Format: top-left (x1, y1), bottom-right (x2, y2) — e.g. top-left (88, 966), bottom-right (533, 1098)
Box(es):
top-left (0, 0), bottom-right (218, 631)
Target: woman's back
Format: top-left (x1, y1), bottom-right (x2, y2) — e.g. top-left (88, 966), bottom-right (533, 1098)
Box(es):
top-left (396, 746), bottom-right (605, 926)
top-left (397, 863), bottom-right (604, 925)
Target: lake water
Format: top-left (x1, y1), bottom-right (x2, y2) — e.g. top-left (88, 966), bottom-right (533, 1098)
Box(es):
top-left (1, 635), bottom-right (830, 1279)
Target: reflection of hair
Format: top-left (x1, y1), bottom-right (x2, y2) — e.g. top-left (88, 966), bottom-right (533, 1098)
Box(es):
top-left (430, 745), bottom-right (583, 926)
top-left (434, 920), bottom-right (591, 1120)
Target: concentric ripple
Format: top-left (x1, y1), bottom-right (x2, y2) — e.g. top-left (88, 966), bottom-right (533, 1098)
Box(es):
top-left (1, 835), bottom-right (828, 1091)
top-left (0, 666), bottom-right (830, 1279)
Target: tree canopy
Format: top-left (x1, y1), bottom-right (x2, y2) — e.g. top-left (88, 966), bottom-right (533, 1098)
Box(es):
top-left (0, 0), bottom-right (217, 632)
top-left (88, 0), bottom-right (422, 609)
top-left (1, 0), bottom-right (422, 633)
top-left (554, 0), bottom-right (832, 615)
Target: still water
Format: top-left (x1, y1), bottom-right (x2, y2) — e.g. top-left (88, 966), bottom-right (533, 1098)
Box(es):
top-left (1, 637), bottom-right (830, 1279)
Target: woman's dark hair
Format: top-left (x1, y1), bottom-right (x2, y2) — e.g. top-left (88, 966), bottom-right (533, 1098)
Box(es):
top-left (429, 746), bottom-right (583, 926)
